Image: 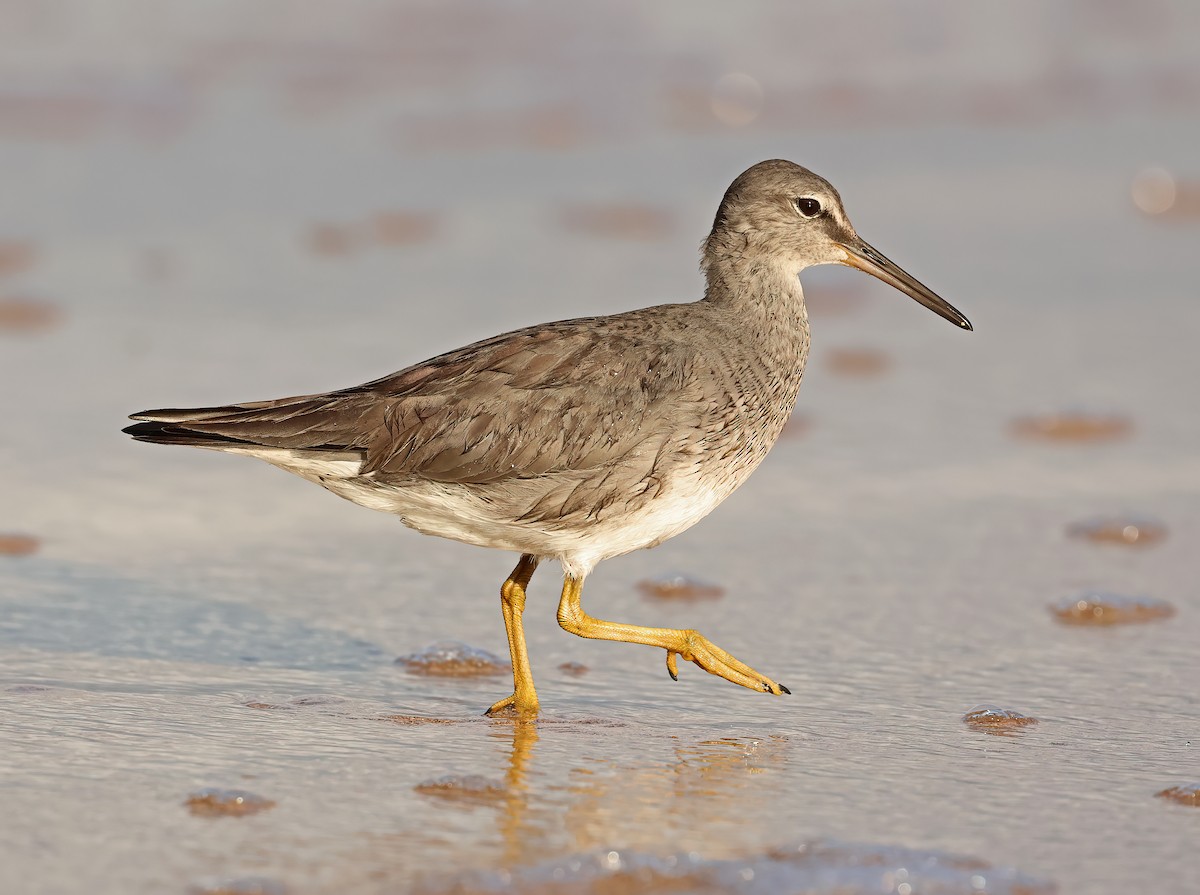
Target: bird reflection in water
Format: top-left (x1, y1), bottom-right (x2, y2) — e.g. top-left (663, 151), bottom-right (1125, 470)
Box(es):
top-left (405, 720), bottom-right (791, 874)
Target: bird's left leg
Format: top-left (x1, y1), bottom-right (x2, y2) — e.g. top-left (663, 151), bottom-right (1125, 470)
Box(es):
top-left (485, 554), bottom-right (541, 718)
top-left (556, 574), bottom-right (789, 696)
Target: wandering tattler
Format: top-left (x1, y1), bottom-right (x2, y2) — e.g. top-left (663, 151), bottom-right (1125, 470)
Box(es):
top-left (125, 159), bottom-right (970, 717)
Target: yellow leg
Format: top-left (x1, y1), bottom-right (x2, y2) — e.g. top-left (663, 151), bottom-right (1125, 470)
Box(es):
top-left (485, 554), bottom-right (541, 718)
top-left (556, 574), bottom-right (790, 696)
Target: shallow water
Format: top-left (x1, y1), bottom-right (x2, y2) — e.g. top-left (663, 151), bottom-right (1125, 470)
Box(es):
top-left (3, 3), bottom-right (1200, 893)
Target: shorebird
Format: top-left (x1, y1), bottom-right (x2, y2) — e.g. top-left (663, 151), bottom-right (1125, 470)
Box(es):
top-left (125, 159), bottom-right (970, 717)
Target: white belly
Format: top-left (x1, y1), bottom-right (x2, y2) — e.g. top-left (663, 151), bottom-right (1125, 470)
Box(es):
top-left (230, 446), bottom-right (735, 579)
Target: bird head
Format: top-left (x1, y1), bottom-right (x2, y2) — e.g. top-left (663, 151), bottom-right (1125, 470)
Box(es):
top-left (705, 159), bottom-right (972, 330)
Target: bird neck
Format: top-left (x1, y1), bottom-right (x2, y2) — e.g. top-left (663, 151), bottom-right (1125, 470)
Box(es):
top-left (697, 252), bottom-right (811, 464)
top-left (701, 254), bottom-right (809, 337)
top-left (699, 254), bottom-right (811, 410)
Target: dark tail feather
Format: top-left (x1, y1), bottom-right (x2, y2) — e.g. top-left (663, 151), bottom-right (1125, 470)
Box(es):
top-left (124, 387), bottom-right (371, 453)
top-left (128, 406), bottom-right (245, 424)
top-left (122, 420), bottom-right (253, 448)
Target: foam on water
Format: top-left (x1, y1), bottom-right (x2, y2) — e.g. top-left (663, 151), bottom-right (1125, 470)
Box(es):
top-left (185, 788), bottom-right (276, 818)
top-left (1155, 784), bottom-right (1200, 807)
top-left (1066, 517), bottom-right (1168, 547)
top-left (397, 642), bottom-right (512, 677)
top-left (1050, 594), bottom-right (1176, 626)
top-left (636, 574), bottom-right (725, 601)
top-left (414, 840), bottom-right (1056, 895)
top-left (962, 705), bottom-right (1039, 736)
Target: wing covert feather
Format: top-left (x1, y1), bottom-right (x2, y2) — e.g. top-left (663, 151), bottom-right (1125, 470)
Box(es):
top-left (138, 309), bottom-right (713, 487)
top-left (359, 321), bottom-right (701, 484)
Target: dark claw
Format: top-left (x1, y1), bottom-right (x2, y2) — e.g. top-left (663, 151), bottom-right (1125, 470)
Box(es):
top-left (668, 667), bottom-right (678, 681)
top-left (779, 684), bottom-right (792, 695)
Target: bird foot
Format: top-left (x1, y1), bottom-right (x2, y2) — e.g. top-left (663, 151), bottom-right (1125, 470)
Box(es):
top-left (665, 631), bottom-right (790, 696)
top-left (484, 693), bottom-right (540, 718)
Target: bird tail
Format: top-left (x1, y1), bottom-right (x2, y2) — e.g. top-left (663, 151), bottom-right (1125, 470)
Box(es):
top-left (122, 396), bottom-right (363, 453)
top-left (123, 406), bottom-right (263, 448)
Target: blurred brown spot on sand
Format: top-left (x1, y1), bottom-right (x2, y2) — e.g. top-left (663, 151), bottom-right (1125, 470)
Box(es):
top-left (780, 412), bottom-right (811, 440)
top-left (414, 774), bottom-right (505, 805)
top-left (372, 211), bottom-right (438, 247)
top-left (557, 661), bottom-right (589, 677)
top-left (559, 203), bottom-right (674, 241)
top-left (0, 85), bottom-right (192, 142)
top-left (1155, 784), bottom-right (1200, 807)
top-left (396, 641), bottom-right (511, 677)
top-left (0, 297), bottom-right (61, 333)
top-left (807, 82), bottom-right (873, 122)
top-left (242, 695), bottom-right (348, 711)
top-left (1067, 517), bottom-right (1167, 548)
top-left (0, 534), bottom-right (40, 556)
top-left (188, 877), bottom-right (288, 895)
top-left (803, 283), bottom-right (869, 318)
top-left (968, 85), bottom-right (1030, 126)
top-left (636, 574), bottom-right (725, 601)
top-left (522, 104), bottom-right (584, 150)
top-left (1011, 412), bottom-right (1131, 442)
top-left (0, 241), bottom-right (36, 276)
top-left (825, 347), bottom-right (890, 377)
top-left (381, 714), bottom-right (461, 726)
top-left (281, 62), bottom-right (373, 118)
top-left (185, 788), bottom-right (275, 818)
top-left (662, 85), bottom-right (720, 132)
top-left (0, 92), bottom-right (102, 141)
top-left (402, 104), bottom-right (584, 153)
top-left (1051, 594), bottom-right (1175, 626)
top-left (962, 705), bottom-right (1039, 736)
top-left (307, 223), bottom-right (358, 257)
top-left (291, 694), bottom-right (349, 707)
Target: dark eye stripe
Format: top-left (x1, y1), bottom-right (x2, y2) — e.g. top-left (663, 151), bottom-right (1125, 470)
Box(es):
top-left (795, 197), bottom-right (821, 217)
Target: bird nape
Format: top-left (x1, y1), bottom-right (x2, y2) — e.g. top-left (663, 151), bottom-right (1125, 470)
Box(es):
top-left (125, 159), bottom-right (971, 717)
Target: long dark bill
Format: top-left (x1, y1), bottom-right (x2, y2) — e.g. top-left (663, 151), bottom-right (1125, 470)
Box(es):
top-left (839, 239), bottom-right (972, 331)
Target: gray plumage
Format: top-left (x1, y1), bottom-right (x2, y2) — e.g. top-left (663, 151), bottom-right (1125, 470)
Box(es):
top-left (126, 159), bottom-right (969, 581)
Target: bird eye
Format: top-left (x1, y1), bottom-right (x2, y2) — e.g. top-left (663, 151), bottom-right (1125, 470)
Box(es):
top-left (795, 197), bottom-right (822, 218)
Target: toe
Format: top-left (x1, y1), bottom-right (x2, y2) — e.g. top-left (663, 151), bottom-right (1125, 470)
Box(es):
top-left (485, 694), bottom-right (540, 718)
top-left (484, 698), bottom-right (514, 717)
top-left (685, 633), bottom-right (785, 696)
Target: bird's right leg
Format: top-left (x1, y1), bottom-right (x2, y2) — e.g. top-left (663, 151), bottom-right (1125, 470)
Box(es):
top-left (555, 574), bottom-right (790, 696)
top-left (485, 554), bottom-right (541, 718)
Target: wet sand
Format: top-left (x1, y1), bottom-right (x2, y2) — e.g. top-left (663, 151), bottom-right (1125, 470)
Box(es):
top-left (3, 3), bottom-right (1199, 893)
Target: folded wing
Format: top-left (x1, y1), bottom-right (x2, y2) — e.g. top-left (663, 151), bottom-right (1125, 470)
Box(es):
top-left (126, 313), bottom-right (704, 486)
